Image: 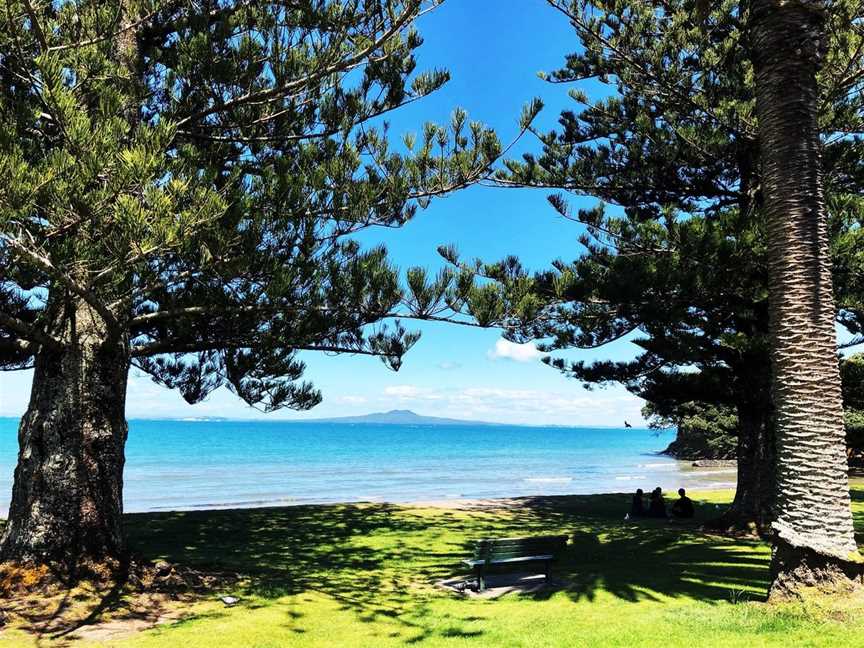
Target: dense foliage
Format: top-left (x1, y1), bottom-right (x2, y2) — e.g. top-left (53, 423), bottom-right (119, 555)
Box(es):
top-left (439, 0), bottom-right (864, 529)
top-left (490, 0), bottom-right (864, 419)
top-left (648, 401), bottom-right (739, 460)
top-left (0, 0), bottom-right (542, 566)
top-left (0, 0), bottom-right (539, 410)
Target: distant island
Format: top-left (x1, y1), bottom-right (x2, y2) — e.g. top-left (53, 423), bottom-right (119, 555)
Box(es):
top-left (310, 409), bottom-right (492, 426)
top-left (110, 410), bottom-right (645, 428)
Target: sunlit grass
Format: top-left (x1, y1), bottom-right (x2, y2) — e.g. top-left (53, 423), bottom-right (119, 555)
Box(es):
top-left (2, 486), bottom-right (864, 646)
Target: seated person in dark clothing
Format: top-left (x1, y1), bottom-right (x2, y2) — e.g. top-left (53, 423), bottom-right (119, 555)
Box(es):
top-left (671, 488), bottom-right (695, 519)
top-left (629, 488), bottom-right (645, 517)
top-left (647, 487), bottom-right (667, 518)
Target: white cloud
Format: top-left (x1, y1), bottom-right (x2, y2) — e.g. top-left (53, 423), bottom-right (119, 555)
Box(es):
top-left (383, 385), bottom-right (424, 398)
top-left (487, 338), bottom-right (543, 363)
top-left (436, 361), bottom-right (462, 370)
top-left (0, 359), bottom-right (641, 428)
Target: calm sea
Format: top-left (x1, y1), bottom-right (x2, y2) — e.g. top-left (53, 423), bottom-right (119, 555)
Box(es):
top-left (0, 418), bottom-right (735, 515)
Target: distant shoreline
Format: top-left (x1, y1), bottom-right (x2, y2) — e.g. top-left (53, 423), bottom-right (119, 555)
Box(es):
top-left (0, 458), bottom-right (738, 520)
top-left (0, 462), bottom-right (737, 519)
top-left (1, 481), bottom-right (738, 521)
top-left (0, 414), bottom-right (654, 431)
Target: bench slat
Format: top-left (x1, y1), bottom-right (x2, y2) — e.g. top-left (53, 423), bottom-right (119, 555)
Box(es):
top-left (473, 551), bottom-right (561, 560)
top-left (463, 554), bottom-right (555, 566)
top-left (473, 536), bottom-right (567, 560)
top-left (477, 539), bottom-right (566, 546)
top-left (477, 535), bottom-right (568, 543)
top-left (476, 536), bottom-right (568, 546)
top-left (482, 541), bottom-right (565, 549)
top-left (471, 536), bottom-right (568, 562)
top-left (465, 535), bottom-right (568, 592)
top-left (483, 541), bottom-right (566, 550)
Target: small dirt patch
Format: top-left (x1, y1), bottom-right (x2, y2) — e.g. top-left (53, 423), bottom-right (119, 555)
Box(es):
top-left (0, 559), bottom-right (242, 643)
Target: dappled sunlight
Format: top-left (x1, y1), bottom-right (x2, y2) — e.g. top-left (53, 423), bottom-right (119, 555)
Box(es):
top-left (849, 481), bottom-right (864, 545)
top-left (477, 494), bottom-right (771, 604)
top-left (1, 487), bottom-right (863, 645)
top-left (122, 490), bottom-right (774, 642)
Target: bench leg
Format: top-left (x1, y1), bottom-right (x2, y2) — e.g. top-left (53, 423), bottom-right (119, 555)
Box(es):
top-left (544, 560), bottom-right (551, 582)
top-left (474, 564), bottom-right (486, 592)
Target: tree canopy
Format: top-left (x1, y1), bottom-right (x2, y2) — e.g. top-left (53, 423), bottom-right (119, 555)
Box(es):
top-left (0, 0), bottom-right (538, 411)
top-left (0, 0), bottom-right (547, 566)
top-left (437, 0), bottom-right (864, 530)
top-left (448, 0), bottom-right (864, 443)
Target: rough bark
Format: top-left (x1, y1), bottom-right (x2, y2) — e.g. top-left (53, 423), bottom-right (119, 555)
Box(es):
top-left (0, 297), bottom-right (129, 568)
top-left (752, 0), bottom-right (862, 596)
top-left (706, 400), bottom-right (775, 534)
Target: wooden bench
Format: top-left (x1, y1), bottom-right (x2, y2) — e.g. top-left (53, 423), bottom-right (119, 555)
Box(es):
top-left (462, 535), bottom-right (569, 591)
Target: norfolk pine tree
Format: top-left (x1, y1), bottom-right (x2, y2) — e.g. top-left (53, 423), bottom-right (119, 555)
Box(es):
top-left (751, 0), bottom-right (861, 595)
top-left (498, 0), bottom-right (864, 593)
top-left (0, 0), bottom-right (538, 569)
top-left (462, 0), bottom-right (864, 538)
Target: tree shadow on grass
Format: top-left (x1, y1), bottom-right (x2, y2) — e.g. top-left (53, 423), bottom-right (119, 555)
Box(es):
top-left (125, 503), bottom-right (462, 641)
top-left (849, 487), bottom-right (864, 545)
top-left (121, 492), bottom-right (776, 642)
top-left (511, 494), bottom-right (770, 604)
top-left (1, 489), bottom-right (856, 643)
top-left (6, 488), bottom-right (864, 644)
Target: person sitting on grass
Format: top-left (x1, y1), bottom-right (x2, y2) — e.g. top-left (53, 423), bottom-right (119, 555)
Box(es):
top-left (629, 488), bottom-right (646, 518)
top-left (647, 487), bottom-right (667, 518)
top-left (671, 488), bottom-right (695, 519)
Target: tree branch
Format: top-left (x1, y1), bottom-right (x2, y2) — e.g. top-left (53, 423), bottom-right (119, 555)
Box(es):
top-left (49, 4), bottom-right (168, 52)
top-left (131, 339), bottom-right (392, 358)
top-left (174, 0), bottom-right (423, 128)
top-left (21, 0), bottom-right (47, 50)
top-left (0, 336), bottom-right (34, 353)
top-left (129, 304), bottom-right (486, 332)
top-left (2, 234), bottom-right (118, 330)
top-left (0, 311), bottom-right (59, 349)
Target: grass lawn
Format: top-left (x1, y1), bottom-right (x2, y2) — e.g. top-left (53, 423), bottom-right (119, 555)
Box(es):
top-left (3, 485), bottom-right (864, 647)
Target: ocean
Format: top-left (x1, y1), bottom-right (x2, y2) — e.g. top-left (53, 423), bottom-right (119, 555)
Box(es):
top-left (0, 418), bottom-right (736, 515)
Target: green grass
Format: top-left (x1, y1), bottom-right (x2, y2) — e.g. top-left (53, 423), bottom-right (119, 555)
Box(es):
top-left (4, 486), bottom-right (864, 647)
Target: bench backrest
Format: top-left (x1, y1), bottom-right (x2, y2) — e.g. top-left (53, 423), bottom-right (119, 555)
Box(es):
top-left (472, 535), bottom-right (569, 562)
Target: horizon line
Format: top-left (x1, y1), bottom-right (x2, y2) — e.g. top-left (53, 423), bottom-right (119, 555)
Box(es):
top-left (0, 414), bottom-right (657, 431)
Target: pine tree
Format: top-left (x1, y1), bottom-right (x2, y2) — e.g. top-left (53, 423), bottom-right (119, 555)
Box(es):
top-left (0, 0), bottom-right (536, 569)
top-left (456, 0), bottom-right (864, 537)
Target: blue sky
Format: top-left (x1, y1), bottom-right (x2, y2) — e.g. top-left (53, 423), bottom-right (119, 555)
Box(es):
top-left (0, 0), bottom-right (646, 426)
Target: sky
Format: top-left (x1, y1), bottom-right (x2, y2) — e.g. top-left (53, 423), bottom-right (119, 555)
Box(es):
top-left (0, 0), bottom-right (648, 427)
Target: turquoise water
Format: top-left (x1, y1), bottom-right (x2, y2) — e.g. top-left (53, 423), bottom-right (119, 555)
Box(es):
top-left (0, 418), bottom-right (735, 514)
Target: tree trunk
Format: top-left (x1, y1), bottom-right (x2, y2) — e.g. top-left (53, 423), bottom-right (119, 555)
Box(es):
top-left (707, 401), bottom-right (775, 534)
top-left (0, 297), bottom-right (129, 570)
top-left (751, 0), bottom-right (861, 597)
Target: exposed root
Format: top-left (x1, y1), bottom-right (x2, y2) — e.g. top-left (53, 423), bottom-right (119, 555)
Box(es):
top-left (701, 508), bottom-right (772, 539)
top-left (769, 541), bottom-right (864, 602)
top-left (0, 557), bottom-right (241, 642)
